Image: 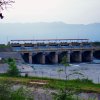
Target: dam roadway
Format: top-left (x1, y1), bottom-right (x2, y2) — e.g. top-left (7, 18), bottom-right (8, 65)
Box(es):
top-left (10, 39), bottom-right (100, 64)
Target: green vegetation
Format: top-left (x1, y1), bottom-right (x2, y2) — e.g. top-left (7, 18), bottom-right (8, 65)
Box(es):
top-left (60, 56), bottom-right (84, 80)
top-left (52, 89), bottom-right (76, 100)
top-left (61, 56), bottom-right (69, 66)
top-left (57, 69), bottom-right (63, 79)
top-left (0, 74), bottom-right (99, 100)
top-left (0, 81), bottom-right (33, 100)
top-left (5, 58), bottom-right (20, 77)
top-left (92, 41), bottom-right (100, 46)
top-left (60, 56), bottom-right (70, 81)
top-left (0, 44), bottom-right (10, 48)
top-left (0, 75), bottom-right (99, 93)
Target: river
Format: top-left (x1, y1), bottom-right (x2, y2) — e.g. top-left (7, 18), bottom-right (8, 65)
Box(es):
top-left (20, 63), bottom-right (100, 84)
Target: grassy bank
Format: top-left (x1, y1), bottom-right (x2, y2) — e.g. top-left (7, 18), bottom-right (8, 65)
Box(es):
top-left (0, 75), bottom-right (100, 93)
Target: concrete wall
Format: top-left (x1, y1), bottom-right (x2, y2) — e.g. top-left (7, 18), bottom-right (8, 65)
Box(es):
top-left (0, 52), bottom-right (24, 63)
top-left (0, 47), bottom-right (12, 52)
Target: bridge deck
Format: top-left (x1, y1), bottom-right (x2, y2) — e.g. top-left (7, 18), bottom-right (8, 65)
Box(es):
top-left (12, 46), bottom-right (100, 52)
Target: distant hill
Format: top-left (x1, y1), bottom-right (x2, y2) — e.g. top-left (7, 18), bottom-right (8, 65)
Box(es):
top-left (0, 22), bottom-right (100, 43)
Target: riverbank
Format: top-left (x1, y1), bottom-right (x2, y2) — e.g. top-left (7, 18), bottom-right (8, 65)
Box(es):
top-left (1, 63), bottom-right (100, 83)
top-left (0, 75), bottom-right (100, 93)
top-left (20, 63), bottom-right (100, 83)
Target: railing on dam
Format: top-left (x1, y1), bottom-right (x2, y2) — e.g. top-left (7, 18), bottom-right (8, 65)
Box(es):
top-left (12, 45), bottom-right (93, 52)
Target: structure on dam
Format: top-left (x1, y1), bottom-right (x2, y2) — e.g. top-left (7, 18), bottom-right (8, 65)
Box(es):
top-left (10, 39), bottom-right (100, 64)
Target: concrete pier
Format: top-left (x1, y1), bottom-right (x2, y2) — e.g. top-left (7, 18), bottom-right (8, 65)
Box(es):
top-left (29, 52), bottom-right (32, 64)
top-left (67, 51), bottom-right (71, 63)
top-left (79, 51), bottom-right (82, 62)
top-left (41, 53), bottom-right (45, 64)
top-left (54, 52), bottom-right (58, 64)
top-left (90, 50), bottom-right (94, 62)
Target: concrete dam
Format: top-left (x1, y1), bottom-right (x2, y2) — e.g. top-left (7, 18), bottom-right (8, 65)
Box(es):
top-left (10, 39), bottom-right (100, 64)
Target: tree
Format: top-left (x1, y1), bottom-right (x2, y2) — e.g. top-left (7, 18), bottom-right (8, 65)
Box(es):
top-left (6, 58), bottom-right (20, 77)
top-left (57, 68), bottom-right (63, 79)
top-left (61, 56), bottom-right (70, 80)
top-left (61, 56), bottom-right (84, 80)
top-left (0, 0), bottom-right (14, 19)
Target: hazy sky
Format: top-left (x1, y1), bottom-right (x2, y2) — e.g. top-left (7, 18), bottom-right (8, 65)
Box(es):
top-left (1, 0), bottom-right (100, 24)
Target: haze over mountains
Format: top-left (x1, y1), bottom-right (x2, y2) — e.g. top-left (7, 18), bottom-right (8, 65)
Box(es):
top-left (0, 22), bottom-right (100, 43)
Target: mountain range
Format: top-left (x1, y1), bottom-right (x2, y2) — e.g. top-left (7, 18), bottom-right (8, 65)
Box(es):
top-left (0, 22), bottom-right (100, 43)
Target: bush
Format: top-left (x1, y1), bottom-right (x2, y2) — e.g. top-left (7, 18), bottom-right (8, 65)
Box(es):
top-left (52, 89), bottom-right (75, 100)
top-left (0, 81), bottom-right (34, 100)
top-left (10, 87), bottom-right (33, 100)
top-left (75, 78), bottom-right (93, 84)
top-left (0, 81), bottom-right (11, 100)
top-left (80, 78), bottom-right (93, 83)
top-left (6, 58), bottom-right (20, 77)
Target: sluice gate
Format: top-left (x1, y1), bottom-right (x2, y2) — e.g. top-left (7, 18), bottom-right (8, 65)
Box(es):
top-left (10, 39), bottom-right (100, 64)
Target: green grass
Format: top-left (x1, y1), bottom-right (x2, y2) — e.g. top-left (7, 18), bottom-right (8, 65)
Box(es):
top-left (47, 79), bottom-right (100, 93)
top-left (0, 75), bottom-right (100, 93)
top-left (0, 44), bottom-right (10, 48)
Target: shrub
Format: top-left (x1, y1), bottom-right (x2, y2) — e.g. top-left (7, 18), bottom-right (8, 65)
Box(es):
top-left (0, 81), bottom-right (34, 100)
top-left (52, 89), bottom-right (75, 100)
top-left (6, 58), bottom-right (20, 77)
